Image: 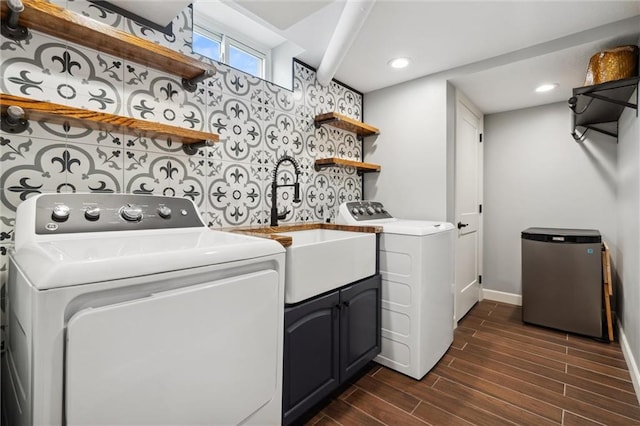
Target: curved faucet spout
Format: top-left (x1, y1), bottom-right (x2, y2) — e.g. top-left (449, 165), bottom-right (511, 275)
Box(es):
top-left (271, 155), bottom-right (302, 226)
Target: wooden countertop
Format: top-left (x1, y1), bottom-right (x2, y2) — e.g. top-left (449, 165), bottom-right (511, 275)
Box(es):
top-left (221, 222), bottom-right (382, 248)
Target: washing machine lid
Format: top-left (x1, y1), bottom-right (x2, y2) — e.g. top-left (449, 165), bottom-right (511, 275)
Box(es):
top-left (378, 219), bottom-right (455, 236)
top-left (12, 229), bottom-right (284, 290)
top-left (335, 201), bottom-right (453, 235)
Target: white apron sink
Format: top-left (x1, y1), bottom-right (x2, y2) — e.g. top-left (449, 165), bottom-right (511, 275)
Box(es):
top-left (278, 229), bottom-right (376, 304)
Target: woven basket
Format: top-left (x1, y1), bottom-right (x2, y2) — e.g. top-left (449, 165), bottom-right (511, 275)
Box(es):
top-left (584, 45), bottom-right (639, 86)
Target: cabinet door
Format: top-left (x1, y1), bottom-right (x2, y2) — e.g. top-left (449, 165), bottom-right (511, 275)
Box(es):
top-left (283, 291), bottom-right (340, 425)
top-left (339, 274), bottom-right (381, 382)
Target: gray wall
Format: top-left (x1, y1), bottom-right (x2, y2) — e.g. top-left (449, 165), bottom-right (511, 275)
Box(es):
top-left (362, 76), bottom-right (451, 222)
top-left (483, 102), bottom-right (618, 295)
top-left (617, 88), bottom-right (640, 376)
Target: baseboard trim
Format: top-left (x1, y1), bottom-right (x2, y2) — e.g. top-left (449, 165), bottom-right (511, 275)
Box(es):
top-left (481, 288), bottom-right (522, 306)
top-left (618, 320), bottom-right (640, 405)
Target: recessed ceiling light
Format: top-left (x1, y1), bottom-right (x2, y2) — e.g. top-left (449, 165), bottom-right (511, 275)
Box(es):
top-left (535, 83), bottom-right (559, 93)
top-left (388, 58), bottom-right (410, 69)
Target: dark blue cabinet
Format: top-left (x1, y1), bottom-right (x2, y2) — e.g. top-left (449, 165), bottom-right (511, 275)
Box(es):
top-left (282, 291), bottom-right (340, 424)
top-left (340, 276), bottom-right (381, 380)
top-left (282, 274), bottom-right (381, 425)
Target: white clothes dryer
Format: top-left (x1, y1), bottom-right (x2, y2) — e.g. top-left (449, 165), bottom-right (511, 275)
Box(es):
top-left (3, 193), bottom-right (285, 426)
top-left (336, 201), bottom-right (454, 380)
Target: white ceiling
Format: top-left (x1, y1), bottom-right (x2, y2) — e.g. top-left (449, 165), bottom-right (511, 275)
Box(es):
top-left (148, 0), bottom-right (640, 115)
top-left (215, 0), bottom-right (640, 114)
top-left (233, 0), bottom-right (333, 30)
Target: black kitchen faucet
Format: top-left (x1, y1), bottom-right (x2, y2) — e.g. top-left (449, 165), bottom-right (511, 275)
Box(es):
top-left (270, 155), bottom-right (302, 226)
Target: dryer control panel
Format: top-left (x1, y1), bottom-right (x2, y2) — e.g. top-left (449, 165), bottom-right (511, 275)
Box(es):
top-left (34, 193), bottom-right (205, 234)
top-left (337, 201), bottom-right (394, 222)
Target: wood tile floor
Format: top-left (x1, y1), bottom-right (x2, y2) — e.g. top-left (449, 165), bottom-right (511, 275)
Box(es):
top-left (304, 300), bottom-right (640, 425)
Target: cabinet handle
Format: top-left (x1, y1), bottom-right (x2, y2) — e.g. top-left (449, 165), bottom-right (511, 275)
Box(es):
top-left (343, 301), bottom-right (350, 308)
top-left (332, 304), bottom-right (341, 318)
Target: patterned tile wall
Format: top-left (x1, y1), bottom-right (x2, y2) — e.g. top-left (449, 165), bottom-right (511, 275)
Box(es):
top-left (0, 0), bottom-right (365, 338)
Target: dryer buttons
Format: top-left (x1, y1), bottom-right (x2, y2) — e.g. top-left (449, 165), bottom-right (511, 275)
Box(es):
top-left (84, 206), bottom-right (101, 221)
top-left (120, 204), bottom-right (143, 222)
top-left (51, 204), bottom-right (70, 222)
top-left (157, 206), bottom-right (172, 219)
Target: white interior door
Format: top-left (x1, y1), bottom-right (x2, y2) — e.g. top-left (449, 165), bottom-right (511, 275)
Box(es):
top-left (454, 95), bottom-right (483, 321)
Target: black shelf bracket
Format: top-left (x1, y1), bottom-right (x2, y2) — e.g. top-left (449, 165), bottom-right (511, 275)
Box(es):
top-left (314, 161), bottom-right (370, 176)
top-left (568, 96), bottom-right (593, 115)
top-left (182, 69), bottom-right (215, 93)
top-left (313, 116), bottom-right (339, 129)
top-left (571, 124), bottom-right (619, 142)
top-left (569, 77), bottom-right (639, 142)
top-left (313, 162), bottom-right (331, 172)
top-left (571, 127), bottom-right (590, 142)
top-left (1, 105), bottom-right (29, 134)
top-left (182, 139), bottom-right (214, 155)
top-left (1, 0), bottom-right (28, 41)
top-left (584, 91), bottom-right (638, 110)
top-left (314, 116), bottom-right (365, 142)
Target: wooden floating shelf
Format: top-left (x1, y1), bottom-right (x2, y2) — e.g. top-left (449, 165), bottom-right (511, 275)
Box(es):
top-left (0, 0), bottom-right (213, 82)
top-left (314, 112), bottom-right (379, 137)
top-left (314, 157), bottom-right (380, 174)
top-left (0, 93), bottom-right (219, 145)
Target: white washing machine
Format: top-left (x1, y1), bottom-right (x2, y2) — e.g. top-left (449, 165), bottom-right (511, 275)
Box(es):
top-left (3, 193), bottom-right (285, 426)
top-left (336, 201), bottom-right (454, 380)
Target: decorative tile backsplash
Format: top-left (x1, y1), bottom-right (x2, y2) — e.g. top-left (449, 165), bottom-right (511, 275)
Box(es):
top-left (0, 0), bottom-right (365, 331)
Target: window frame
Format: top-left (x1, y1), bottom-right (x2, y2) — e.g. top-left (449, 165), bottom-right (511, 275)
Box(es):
top-left (193, 24), bottom-right (271, 81)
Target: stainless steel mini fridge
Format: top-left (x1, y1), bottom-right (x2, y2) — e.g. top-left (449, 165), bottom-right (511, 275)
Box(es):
top-left (521, 227), bottom-right (602, 338)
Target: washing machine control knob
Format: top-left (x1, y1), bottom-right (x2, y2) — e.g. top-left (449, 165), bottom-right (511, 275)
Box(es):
top-left (120, 204), bottom-right (143, 222)
top-left (84, 206), bottom-right (101, 221)
top-left (358, 208), bottom-right (365, 215)
top-left (51, 204), bottom-right (70, 222)
top-left (351, 207), bottom-right (360, 216)
top-left (366, 206), bottom-right (375, 215)
top-left (157, 205), bottom-right (172, 219)
top-left (375, 206), bottom-right (383, 213)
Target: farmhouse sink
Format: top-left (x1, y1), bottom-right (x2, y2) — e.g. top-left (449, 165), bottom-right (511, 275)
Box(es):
top-left (278, 229), bottom-right (376, 304)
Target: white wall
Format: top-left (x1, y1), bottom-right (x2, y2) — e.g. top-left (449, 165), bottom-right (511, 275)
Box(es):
top-left (483, 101), bottom-right (618, 295)
top-left (271, 42), bottom-right (303, 90)
top-left (617, 87), bottom-right (640, 385)
top-left (362, 76), bottom-right (451, 221)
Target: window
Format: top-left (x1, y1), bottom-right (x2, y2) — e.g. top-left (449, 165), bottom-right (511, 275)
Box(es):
top-left (228, 43), bottom-right (262, 77)
top-left (192, 31), bottom-right (221, 63)
top-left (193, 28), bottom-right (267, 80)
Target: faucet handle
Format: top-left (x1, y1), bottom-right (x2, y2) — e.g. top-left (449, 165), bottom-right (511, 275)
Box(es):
top-left (293, 182), bottom-right (301, 203)
top-left (277, 207), bottom-right (291, 220)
